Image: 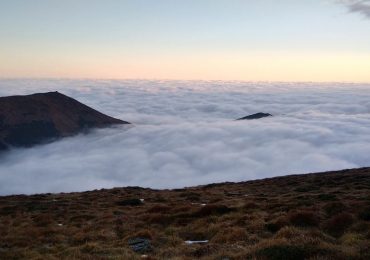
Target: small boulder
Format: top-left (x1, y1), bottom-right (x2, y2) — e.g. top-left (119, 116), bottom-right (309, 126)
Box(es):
top-left (128, 237), bottom-right (152, 253)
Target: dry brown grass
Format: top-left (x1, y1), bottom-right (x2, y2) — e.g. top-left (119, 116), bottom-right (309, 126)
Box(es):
top-left (1, 167), bottom-right (370, 259)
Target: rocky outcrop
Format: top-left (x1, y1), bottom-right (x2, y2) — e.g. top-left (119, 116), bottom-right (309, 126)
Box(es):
top-left (0, 91), bottom-right (130, 150)
top-left (236, 112), bottom-right (272, 120)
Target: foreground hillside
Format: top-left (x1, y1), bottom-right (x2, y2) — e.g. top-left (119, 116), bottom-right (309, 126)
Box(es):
top-left (1, 168), bottom-right (370, 259)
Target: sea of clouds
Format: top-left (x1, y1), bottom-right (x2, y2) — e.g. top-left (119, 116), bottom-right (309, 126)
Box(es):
top-left (0, 79), bottom-right (370, 195)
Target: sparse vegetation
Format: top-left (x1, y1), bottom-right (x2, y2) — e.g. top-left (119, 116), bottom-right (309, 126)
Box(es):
top-left (0, 167), bottom-right (370, 259)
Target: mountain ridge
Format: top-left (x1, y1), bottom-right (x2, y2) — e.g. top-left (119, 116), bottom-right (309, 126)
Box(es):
top-left (0, 91), bottom-right (129, 150)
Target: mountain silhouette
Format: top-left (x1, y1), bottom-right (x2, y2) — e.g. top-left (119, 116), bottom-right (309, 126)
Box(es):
top-left (0, 91), bottom-right (129, 150)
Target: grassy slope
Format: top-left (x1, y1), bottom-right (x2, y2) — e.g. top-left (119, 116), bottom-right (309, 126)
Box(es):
top-left (1, 167), bottom-right (370, 259)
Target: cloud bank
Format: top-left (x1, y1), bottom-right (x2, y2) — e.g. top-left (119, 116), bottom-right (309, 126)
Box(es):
top-left (341, 0), bottom-right (370, 18)
top-left (0, 79), bottom-right (370, 195)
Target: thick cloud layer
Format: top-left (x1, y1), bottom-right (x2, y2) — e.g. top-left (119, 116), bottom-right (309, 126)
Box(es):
top-left (0, 79), bottom-right (370, 195)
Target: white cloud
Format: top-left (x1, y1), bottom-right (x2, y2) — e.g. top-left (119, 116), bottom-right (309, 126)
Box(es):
top-left (0, 80), bottom-right (370, 195)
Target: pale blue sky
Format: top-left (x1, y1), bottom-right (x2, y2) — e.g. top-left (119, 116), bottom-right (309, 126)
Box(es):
top-left (1, 0), bottom-right (369, 81)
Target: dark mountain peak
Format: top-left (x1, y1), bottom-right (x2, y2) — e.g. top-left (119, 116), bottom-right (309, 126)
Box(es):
top-left (236, 112), bottom-right (272, 121)
top-left (0, 91), bottom-right (130, 150)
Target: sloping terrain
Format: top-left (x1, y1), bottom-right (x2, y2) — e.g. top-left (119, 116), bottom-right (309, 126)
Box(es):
top-left (0, 91), bottom-right (129, 150)
top-left (1, 168), bottom-right (370, 259)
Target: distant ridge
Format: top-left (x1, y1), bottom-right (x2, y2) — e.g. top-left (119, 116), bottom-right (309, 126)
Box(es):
top-left (236, 112), bottom-right (272, 120)
top-left (0, 91), bottom-right (130, 150)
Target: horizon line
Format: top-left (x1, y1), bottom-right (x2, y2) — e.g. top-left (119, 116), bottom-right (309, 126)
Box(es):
top-left (1, 76), bottom-right (370, 85)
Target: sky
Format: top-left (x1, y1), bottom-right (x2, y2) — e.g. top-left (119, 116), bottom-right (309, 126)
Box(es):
top-left (0, 0), bottom-right (370, 81)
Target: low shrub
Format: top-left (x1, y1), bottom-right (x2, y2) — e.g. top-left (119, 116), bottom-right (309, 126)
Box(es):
top-left (114, 216), bottom-right (126, 238)
top-left (185, 244), bottom-right (215, 258)
top-left (358, 207), bottom-right (370, 221)
top-left (324, 213), bottom-right (353, 237)
top-left (152, 195), bottom-right (167, 203)
top-left (146, 204), bottom-right (171, 213)
top-left (243, 202), bottom-right (259, 211)
top-left (212, 227), bottom-right (248, 243)
top-left (193, 204), bottom-right (233, 217)
top-left (265, 217), bottom-right (288, 233)
top-left (0, 206), bottom-right (16, 216)
top-left (255, 244), bottom-right (307, 260)
top-left (24, 201), bottom-right (49, 212)
top-left (116, 198), bottom-right (143, 207)
top-left (317, 194), bottom-right (337, 201)
top-left (288, 210), bottom-right (320, 227)
top-left (323, 202), bottom-right (346, 216)
top-left (294, 185), bottom-right (316, 192)
top-left (178, 230), bottom-right (209, 241)
top-left (32, 214), bottom-right (53, 227)
top-left (129, 229), bottom-right (154, 240)
top-left (146, 213), bottom-right (172, 226)
top-left (69, 214), bottom-right (95, 222)
top-left (80, 242), bottom-right (101, 253)
top-left (179, 191), bottom-right (201, 201)
top-left (340, 233), bottom-right (364, 246)
top-left (171, 205), bottom-right (193, 214)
